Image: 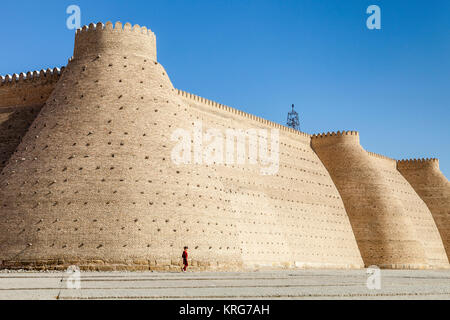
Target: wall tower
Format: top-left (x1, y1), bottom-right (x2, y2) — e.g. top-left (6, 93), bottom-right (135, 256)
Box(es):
top-left (311, 131), bottom-right (449, 268)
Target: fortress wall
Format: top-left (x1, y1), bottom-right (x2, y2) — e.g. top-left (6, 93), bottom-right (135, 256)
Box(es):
top-left (0, 22), bottom-right (364, 271)
top-left (1, 20), bottom-right (447, 271)
top-left (177, 91), bottom-right (364, 269)
top-left (0, 69), bottom-right (63, 171)
top-left (311, 132), bottom-right (449, 268)
top-left (398, 159), bottom-right (450, 260)
top-left (367, 153), bottom-right (448, 267)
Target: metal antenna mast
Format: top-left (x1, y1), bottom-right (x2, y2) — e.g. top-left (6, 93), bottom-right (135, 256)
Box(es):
top-left (287, 104), bottom-right (300, 131)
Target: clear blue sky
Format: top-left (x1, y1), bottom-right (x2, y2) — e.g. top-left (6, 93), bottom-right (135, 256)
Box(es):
top-left (1, 0), bottom-right (449, 178)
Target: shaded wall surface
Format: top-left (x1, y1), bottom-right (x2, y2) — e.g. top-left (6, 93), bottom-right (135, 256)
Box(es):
top-left (311, 133), bottom-right (449, 269)
top-left (398, 160), bottom-right (450, 261)
top-left (0, 22), bottom-right (364, 271)
top-left (0, 70), bottom-right (61, 171)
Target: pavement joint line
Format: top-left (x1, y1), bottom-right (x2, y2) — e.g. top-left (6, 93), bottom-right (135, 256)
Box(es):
top-left (58, 292), bottom-right (450, 300)
top-left (2, 270), bottom-right (449, 300)
top-left (0, 284), bottom-right (365, 290)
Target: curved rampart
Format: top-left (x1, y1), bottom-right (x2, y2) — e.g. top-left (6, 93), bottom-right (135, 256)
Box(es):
top-left (311, 131), bottom-right (449, 268)
top-left (398, 159), bottom-right (450, 260)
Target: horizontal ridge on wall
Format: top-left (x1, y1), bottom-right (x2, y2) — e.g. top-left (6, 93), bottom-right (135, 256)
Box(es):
top-left (76, 21), bottom-right (155, 37)
top-left (397, 158), bottom-right (440, 169)
top-left (0, 67), bottom-right (65, 86)
top-left (176, 89), bottom-right (310, 138)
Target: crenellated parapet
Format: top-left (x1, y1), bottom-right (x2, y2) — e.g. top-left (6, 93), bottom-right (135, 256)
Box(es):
top-left (311, 131), bottom-right (360, 147)
top-left (76, 21), bottom-right (155, 36)
top-left (367, 151), bottom-right (395, 161)
top-left (0, 67), bottom-right (65, 87)
top-left (177, 89), bottom-right (311, 139)
top-left (397, 158), bottom-right (440, 170)
top-left (73, 21), bottom-right (157, 61)
top-left (0, 67), bottom-right (65, 109)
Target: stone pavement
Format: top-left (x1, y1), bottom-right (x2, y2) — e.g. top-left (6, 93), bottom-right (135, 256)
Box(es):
top-left (0, 269), bottom-right (449, 300)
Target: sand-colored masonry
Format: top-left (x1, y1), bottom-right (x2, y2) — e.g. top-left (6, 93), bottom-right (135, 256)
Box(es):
top-left (0, 21), bottom-right (448, 271)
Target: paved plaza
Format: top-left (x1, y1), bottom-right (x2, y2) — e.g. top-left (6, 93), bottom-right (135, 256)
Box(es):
top-left (0, 269), bottom-right (449, 300)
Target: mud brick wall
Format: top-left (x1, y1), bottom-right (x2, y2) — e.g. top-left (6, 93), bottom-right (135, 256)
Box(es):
top-left (0, 21), bottom-right (447, 271)
top-left (0, 69), bottom-right (62, 171)
top-left (398, 159), bottom-right (450, 261)
top-left (311, 132), bottom-right (448, 268)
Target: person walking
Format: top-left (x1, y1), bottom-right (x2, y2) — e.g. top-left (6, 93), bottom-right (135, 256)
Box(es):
top-left (182, 246), bottom-right (189, 272)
